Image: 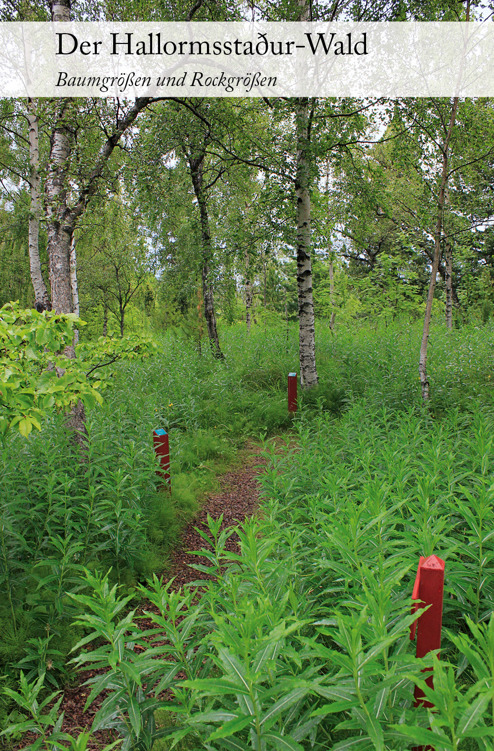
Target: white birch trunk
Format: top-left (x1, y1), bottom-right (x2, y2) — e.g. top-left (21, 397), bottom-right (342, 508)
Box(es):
top-left (48, 0), bottom-right (87, 444)
top-left (69, 234), bottom-right (79, 317)
top-left (419, 97), bottom-right (459, 401)
top-left (245, 247), bottom-right (253, 333)
top-left (47, 2), bottom-right (75, 316)
top-left (45, 103), bottom-right (75, 315)
top-left (295, 97), bottom-right (318, 388)
top-left (445, 239), bottom-right (453, 329)
top-left (329, 258), bottom-right (336, 330)
top-left (70, 234), bottom-right (80, 344)
top-left (51, 0), bottom-right (71, 22)
top-left (27, 98), bottom-right (50, 311)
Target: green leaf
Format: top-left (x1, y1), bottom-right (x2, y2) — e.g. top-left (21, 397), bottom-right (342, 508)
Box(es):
top-left (262, 732), bottom-right (304, 750)
top-left (212, 738), bottom-right (249, 751)
top-left (457, 691), bottom-right (494, 737)
top-left (261, 688), bottom-right (309, 728)
top-left (332, 737), bottom-right (373, 750)
top-left (180, 678), bottom-right (252, 697)
top-left (18, 417), bottom-right (32, 437)
top-left (393, 725), bottom-right (453, 749)
top-left (127, 697), bottom-right (141, 739)
top-left (216, 648), bottom-right (250, 692)
top-left (208, 715), bottom-right (253, 740)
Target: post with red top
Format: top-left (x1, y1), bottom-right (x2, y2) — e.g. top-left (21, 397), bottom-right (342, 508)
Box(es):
top-left (288, 372), bottom-right (298, 413)
top-left (410, 554), bottom-right (445, 751)
top-left (153, 429), bottom-right (171, 491)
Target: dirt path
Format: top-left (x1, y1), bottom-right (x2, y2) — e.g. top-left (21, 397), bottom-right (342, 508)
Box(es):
top-left (164, 441), bottom-right (266, 590)
top-left (57, 440), bottom-right (273, 742)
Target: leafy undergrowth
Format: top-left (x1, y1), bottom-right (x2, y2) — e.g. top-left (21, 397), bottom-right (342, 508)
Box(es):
top-left (6, 402), bottom-right (494, 750)
top-left (0, 325), bottom-right (299, 731)
top-left (1, 320), bottom-right (494, 748)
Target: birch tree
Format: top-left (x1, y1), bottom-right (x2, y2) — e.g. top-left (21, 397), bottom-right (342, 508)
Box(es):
top-left (128, 99), bottom-right (244, 358)
top-left (27, 99), bottom-right (50, 311)
top-left (392, 98), bottom-right (494, 398)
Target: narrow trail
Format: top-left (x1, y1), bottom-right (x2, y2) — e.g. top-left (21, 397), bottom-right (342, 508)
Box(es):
top-left (164, 440), bottom-right (267, 591)
top-left (57, 439), bottom-right (276, 742)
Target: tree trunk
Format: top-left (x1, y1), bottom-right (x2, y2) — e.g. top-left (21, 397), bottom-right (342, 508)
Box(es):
top-left (444, 238), bottom-right (453, 329)
top-left (119, 302), bottom-right (125, 337)
top-left (188, 153), bottom-right (224, 360)
top-left (27, 98), bottom-right (50, 312)
top-left (48, 0), bottom-right (86, 445)
top-left (196, 284), bottom-right (203, 355)
top-left (262, 250), bottom-right (267, 309)
top-left (329, 258), bottom-right (336, 330)
top-left (245, 247), bottom-right (253, 333)
top-left (45, 101), bottom-right (75, 315)
top-left (51, 0), bottom-right (71, 22)
top-left (285, 293), bottom-right (289, 348)
top-left (201, 259), bottom-right (223, 358)
top-left (419, 242), bottom-right (461, 312)
top-left (69, 234), bottom-right (80, 343)
top-left (419, 97), bottom-right (459, 402)
top-left (295, 96), bottom-right (318, 388)
top-left (46, 112), bottom-right (86, 443)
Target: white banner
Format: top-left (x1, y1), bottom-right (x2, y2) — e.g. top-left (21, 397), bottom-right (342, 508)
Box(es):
top-left (0, 22), bottom-right (492, 98)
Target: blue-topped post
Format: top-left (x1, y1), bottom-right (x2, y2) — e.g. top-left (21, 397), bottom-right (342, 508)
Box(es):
top-left (153, 429), bottom-right (171, 490)
top-left (288, 372), bottom-right (298, 413)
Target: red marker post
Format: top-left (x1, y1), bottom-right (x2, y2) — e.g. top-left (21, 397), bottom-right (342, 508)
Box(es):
top-left (153, 429), bottom-right (171, 491)
top-left (288, 372), bottom-right (298, 413)
top-left (410, 554), bottom-right (445, 751)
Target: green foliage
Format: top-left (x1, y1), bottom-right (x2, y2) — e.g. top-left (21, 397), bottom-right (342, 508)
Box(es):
top-left (0, 671), bottom-right (122, 751)
top-left (2, 321), bottom-right (494, 747)
top-left (0, 195), bottom-right (40, 309)
top-left (299, 381), bottom-right (348, 416)
top-left (14, 634), bottom-right (68, 690)
top-left (61, 413), bottom-right (494, 748)
top-left (76, 196), bottom-right (154, 339)
top-left (69, 570), bottom-right (184, 751)
top-left (0, 302), bottom-right (102, 436)
top-left (0, 322), bottom-right (296, 729)
top-left (76, 333), bottom-right (157, 389)
top-left (0, 301), bottom-right (157, 439)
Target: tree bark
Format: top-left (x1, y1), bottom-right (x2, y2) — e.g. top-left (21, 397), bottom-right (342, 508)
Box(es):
top-left (262, 249), bottom-right (267, 309)
top-left (329, 257), bottom-right (336, 330)
top-left (48, 0), bottom-right (87, 445)
top-left (27, 98), bottom-right (50, 312)
top-left (69, 234), bottom-right (80, 344)
top-left (188, 151), bottom-right (224, 360)
top-left (69, 235), bottom-right (79, 317)
top-left (245, 247), bottom-right (253, 332)
top-left (45, 103), bottom-right (87, 442)
top-left (196, 284), bottom-right (204, 355)
top-left (51, 0), bottom-right (71, 22)
top-left (419, 97), bottom-right (459, 402)
top-left (444, 238), bottom-right (453, 329)
top-left (45, 100), bottom-right (75, 315)
top-left (295, 96), bottom-right (318, 388)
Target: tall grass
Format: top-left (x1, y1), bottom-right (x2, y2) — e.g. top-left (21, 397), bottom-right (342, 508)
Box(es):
top-left (1, 318), bottom-right (494, 748)
top-left (28, 401), bottom-right (494, 750)
top-left (0, 324), bottom-right (297, 721)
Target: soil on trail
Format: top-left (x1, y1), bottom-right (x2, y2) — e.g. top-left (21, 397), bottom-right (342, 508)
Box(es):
top-left (165, 441), bottom-right (267, 590)
top-left (54, 439), bottom-right (275, 744)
